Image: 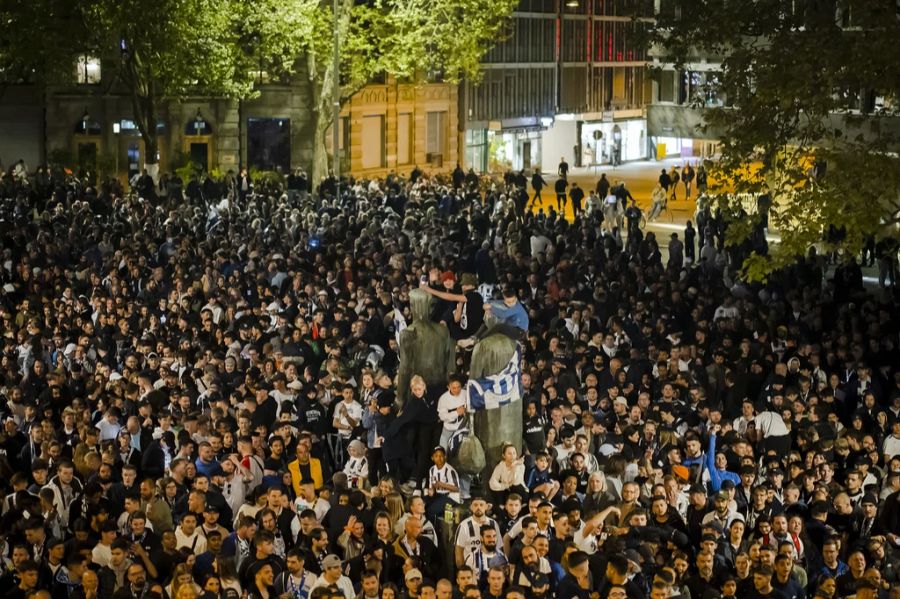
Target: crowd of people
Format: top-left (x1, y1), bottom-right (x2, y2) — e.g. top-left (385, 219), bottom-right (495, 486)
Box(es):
top-left (0, 156), bottom-right (898, 599)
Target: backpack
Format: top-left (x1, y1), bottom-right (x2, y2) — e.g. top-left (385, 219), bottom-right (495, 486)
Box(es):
top-left (448, 417), bottom-right (486, 475)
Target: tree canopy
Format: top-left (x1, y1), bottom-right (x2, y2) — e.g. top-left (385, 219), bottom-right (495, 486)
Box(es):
top-left (651, 0), bottom-right (900, 281)
top-left (300, 0), bottom-right (520, 183)
top-left (1, 0), bottom-right (518, 179)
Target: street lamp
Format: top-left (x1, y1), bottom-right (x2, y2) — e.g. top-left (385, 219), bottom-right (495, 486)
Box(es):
top-left (113, 121), bottom-right (120, 179)
top-left (194, 109), bottom-right (204, 136)
top-left (566, 0), bottom-right (579, 7)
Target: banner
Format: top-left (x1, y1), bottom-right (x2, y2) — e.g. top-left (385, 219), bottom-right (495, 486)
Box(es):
top-left (467, 347), bottom-right (522, 411)
top-left (393, 304), bottom-right (407, 345)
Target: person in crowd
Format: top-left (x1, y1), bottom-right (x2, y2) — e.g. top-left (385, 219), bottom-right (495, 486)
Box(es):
top-left (0, 160), bottom-right (896, 599)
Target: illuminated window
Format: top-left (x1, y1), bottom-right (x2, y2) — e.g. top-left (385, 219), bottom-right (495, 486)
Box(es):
top-left (75, 55), bottom-right (101, 84)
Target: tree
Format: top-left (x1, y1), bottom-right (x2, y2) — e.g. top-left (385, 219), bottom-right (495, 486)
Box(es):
top-left (301, 0), bottom-right (520, 185)
top-left (2, 0), bottom-right (516, 183)
top-left (0, 0), bottom-right (81, 87)
top-left (83, 0), bottom-right (314, 177)
top-left (650, 0), bottom-right (900, 281)
top-left (1, 0), bottom-right (312, 176)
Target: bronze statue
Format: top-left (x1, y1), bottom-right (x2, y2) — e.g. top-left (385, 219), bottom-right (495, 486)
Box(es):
top-left (468, 331), bottom-right (522, 480)
top-left (396, 288), bottom-right (455, 406)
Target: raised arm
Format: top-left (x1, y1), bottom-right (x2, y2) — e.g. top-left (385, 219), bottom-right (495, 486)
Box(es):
top-left (707, 429), bottom-right (723, 492)
top-left (419, 283), bottom-right (467, 303)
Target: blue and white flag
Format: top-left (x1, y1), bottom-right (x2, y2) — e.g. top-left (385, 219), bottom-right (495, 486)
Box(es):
top-left (467, 347), bottom-right (522, 411)
top-left (393, 304), bottom-right (407, 345)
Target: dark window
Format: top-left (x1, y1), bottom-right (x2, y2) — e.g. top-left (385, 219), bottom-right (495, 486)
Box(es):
top-left (247, 118), bottom-right (291, 172)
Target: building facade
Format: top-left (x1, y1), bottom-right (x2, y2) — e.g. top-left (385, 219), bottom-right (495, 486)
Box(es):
top-left (645, 1), bottom-right (900, 159)
top-left (459, 0), bottom-right (653, 174)
top-left (644, 0), bottom-right (724, 161)
top-left (336, 79), bottom-right (459, 178)
top-left (0, 60), bottom-right (458, 181)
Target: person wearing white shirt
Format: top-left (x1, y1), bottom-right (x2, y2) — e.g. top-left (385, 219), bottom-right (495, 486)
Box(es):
top-left (423, 446), bottom-right (462, 521)
top-left (489, 443), bottom-right (527, 503)
top-left (174, 513), bottom-right (207, 554)
top-left (454, 497), bottom-right (501, 567)
top-left (293, 481), bottom-right (330, 522)
top-left (342, 440), bottom-right (369, 488)
top-left (274, 549), bottom-right (317, 598)
top-left (220, 457), bottom-right (248, 516)
top-left (332, 386), bottom-right (363, 440)
top-left (883, 421), bottom-right (900, 459)
top-left (437, 376), bottom-right (468, 449)
top-left (714, 297), bottom-right (740, 321)
top-left (269, 375), bottom-right (295, 410)
top-left (572, 505), bottom-right (620, 554)
top-left (753, 410), bottom-right (791, 454)
top-left (96, 410), bottom-right (122, 442)
top-left (91, 523), bottom-right (118, 567)
top-left (732, 400), bottom-right (755, 436)
top-left (310, 554), bottom-right (355, 598)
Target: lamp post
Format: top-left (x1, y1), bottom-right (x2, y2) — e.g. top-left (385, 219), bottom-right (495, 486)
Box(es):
top-left (332, 0), bottom-right (341, 202)
top-left (194, 109), bottom-right (204, 136)
top-left (113, 121), bottom-right (120, 179)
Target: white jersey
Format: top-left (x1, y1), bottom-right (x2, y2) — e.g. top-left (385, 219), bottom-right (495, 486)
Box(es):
top-left (425, 463), bottom-right (462, 504)
top-left (455, 516), bottom-right (501, 560)
top-left (342, 456), bottom-right (369, 487)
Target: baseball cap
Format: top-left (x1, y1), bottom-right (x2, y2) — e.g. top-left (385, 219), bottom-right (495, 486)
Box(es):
top-left (321, 554), bottom-right (342, 569)
top-left (703, 521), bottom-right (724, 533)
top-left (405, 568), bottom-right (423, 581)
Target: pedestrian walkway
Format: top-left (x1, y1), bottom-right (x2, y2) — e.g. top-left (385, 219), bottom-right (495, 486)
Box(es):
top-left (523, 159), bottom-right (888, 288)
top-left (528, 157), bottom-right (703, 224)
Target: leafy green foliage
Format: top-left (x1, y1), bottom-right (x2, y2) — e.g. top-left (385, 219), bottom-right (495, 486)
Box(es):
top-left (651, 0), bottom-right (900, 281)
top-left (300, 0), bottom-right (519, 181)
top-left (0, 0), bottom-right (84, 85)
top-left (382, 0), bottom-right (520, 84)
top-left (3, 0), bottom-right (516, 175)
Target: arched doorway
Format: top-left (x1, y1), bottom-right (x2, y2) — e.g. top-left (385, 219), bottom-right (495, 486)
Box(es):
top-left (183, 111), bottom-right (214, 172)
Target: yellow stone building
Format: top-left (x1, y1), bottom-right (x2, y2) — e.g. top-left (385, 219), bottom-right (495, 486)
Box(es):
top-left (336, 79), bottom-right (459, 178)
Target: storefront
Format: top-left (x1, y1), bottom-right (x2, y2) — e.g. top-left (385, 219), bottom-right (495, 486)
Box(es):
top-left (464, 128), bottom-right (543, 174)
top-left (465, 116), bottom-right (547, 174)
top-left (579, 118), bottom-right (647, 166)
top-left (489, 128), bottom-right (543, 173)
top-left (651, 134), bottom-right (720, 160)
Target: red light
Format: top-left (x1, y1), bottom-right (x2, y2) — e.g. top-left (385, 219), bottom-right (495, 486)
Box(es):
top-left (587, 19), bottom-right (592, 62)
top-left (556, 18), bottom-right (561, 60)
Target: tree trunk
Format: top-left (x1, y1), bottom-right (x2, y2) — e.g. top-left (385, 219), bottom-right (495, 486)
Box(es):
top-left (128, 62), bottom-right (161, 183)
top-left (311, 108), bottom-right (330, 190)
top-left (143, 130), bottom-right (160, 182)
